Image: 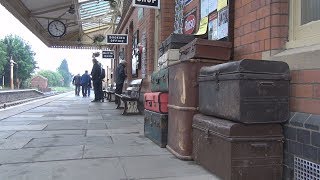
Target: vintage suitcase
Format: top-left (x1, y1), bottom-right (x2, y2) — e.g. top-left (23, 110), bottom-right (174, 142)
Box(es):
top-left (158, 49), bottom-right (180, 69)
top-left (179, 38), bottom-right (232, 61)
top-left (167, 59), bottom-right (223, 160)
top-left (198, 59), bottom-right (290, 124)
top-left (144, 92), bottom-right (168, 114)
top-left (144, 109), bottom-right (168, 148)
top-left (151, 68), bottom-right (169, 92)
top-left (192, 114), bottom-right (283, 180)
top-left (158, 33), bottom-right (195, 57)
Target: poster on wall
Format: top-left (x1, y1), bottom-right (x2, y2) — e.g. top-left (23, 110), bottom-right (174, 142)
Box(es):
top-left (217, 7), bottom-right (229, 39)
top-left (174, 0), bottom-right (184, 34)
top-left (195, 16), bottom-right (208, 35)
top-left (200, 0), bottom-right (209, 18)
top-left (208, 0), bottom-right (218, 14)
top-left (208, 12), bottom-right (218, 40)
top-left (201, 0), bottom-right (217, 18)
top-left (183, 9), bottom-right (197, 34)
top-left (217, 0), bottom-right (228, 11)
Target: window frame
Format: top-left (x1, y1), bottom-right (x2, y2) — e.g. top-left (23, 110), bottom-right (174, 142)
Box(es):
top-left (287, 0), bottom-right (320, 48)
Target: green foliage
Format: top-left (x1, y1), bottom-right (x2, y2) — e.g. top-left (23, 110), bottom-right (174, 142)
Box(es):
top-left (51, 86), bottom-right (73, 93)
top-left (37, 70), bottom-right (63, 87)
top-left (0, 41), bottom-right (7, 74)
top-left (2, 35), bottom-right (37, 88)
top-left (57, 59), bottom-right (72, 87)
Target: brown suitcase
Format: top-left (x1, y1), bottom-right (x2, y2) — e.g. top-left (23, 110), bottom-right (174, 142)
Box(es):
top-left (179, 38), bottom-right (232, 61)
top-left (167, 59), bottom-right (223, 160)
top-left (192, 114), bottom-right (283, 180)
top-left (198, 59), bottom-right (290, 124)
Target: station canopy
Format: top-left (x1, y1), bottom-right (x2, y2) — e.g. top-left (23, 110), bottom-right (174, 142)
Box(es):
top-left (0, 0), bottom-right (125, 49)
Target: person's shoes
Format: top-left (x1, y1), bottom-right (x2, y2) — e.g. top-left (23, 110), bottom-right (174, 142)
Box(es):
top-left (101, 99), bottom-right (104, 102)
top-left (91, 99), bottom-right (99, 102)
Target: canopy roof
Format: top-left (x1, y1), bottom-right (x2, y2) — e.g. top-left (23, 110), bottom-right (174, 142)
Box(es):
top-left (0, 0), bottom-right (124, 49)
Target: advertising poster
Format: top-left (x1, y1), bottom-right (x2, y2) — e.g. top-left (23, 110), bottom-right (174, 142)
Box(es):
top-left (217, 7), bottom-right (229, 39)
top-left (208, 0), bottom-right (218, 14)
top-left (217, 0), bottom-right (228, 11)
top-left (208, 12), bottom-right (218, 40)
top-left (183, 9), bottom-right (197, 34)
top-left (195, 16), bottom-right (209, 35)
top-left (200, 0), bottom-right (209, 18)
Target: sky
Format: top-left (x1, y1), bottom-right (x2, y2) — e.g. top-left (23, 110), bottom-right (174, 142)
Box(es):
top-left (0, 4), bottom-right (111, 76)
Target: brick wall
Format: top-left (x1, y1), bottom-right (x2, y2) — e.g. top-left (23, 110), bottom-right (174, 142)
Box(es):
top-left (30, 76), bottom-right (48, 90)
top-left (290, 69), bottom-right (320, 115)
top-left (234, 0), bottom-right (289, 60)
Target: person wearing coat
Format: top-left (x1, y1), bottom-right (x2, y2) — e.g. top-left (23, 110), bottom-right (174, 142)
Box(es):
top-left (90, 58), bottom-right (103, 102)
top-left (115, 60), bottom-right (127, 104)
top-left (80, 70), bottom-right (91, 97)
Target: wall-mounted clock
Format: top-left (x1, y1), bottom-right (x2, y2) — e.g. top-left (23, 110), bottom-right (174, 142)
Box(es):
top-left (48, 20), bottom-right (66, 38)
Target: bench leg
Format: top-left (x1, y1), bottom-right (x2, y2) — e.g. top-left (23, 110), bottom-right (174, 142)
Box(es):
top-left (122, 100), bottom-right (141, 115)
top-left (116, 98), bottom-right (124, 109)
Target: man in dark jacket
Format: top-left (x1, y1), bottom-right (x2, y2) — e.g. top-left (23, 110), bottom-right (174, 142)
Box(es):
top-left (115, 60), bottom-right (127, 104)
top-left (90, 59), bottom-right (103, 102)
top-left (80, 70), bottom-right (91, 97)
top-left (72, 74), bottom-right (81, 96)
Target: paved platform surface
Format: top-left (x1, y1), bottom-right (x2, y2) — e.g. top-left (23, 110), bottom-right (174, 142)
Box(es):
top-left (0, 92), bottom-right (219, 180)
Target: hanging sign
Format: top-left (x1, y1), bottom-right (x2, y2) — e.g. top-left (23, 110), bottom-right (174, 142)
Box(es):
top-left (132, 0), bottom-right (160, 9)
top-left (102, 51), bottom-right (114, 59)
top-left (106, 34), bottom-right (128, 45)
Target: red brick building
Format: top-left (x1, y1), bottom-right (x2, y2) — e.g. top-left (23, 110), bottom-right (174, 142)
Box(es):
top-left (30, 75), bottom-right (48, 91)
top-left (112, 1), bottom-right (320, 179)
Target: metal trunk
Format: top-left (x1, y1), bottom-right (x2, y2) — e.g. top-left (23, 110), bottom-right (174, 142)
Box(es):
top-left (192, 114), bottom-right (283, 180)
top-left (167, 59), bottom-right (223, 160)
top-left (144, 92), bottom-right (168, 114)
top-left (144, 109), bottom-right (168, 148)
top-left (151, 68), bottom-right (169, 92)
top-left (179, 38), bottom-right (232, 61)
top-left (158, 34), bottom-right (195, 57)
top-left (199, 59), bottom-right (290, 124)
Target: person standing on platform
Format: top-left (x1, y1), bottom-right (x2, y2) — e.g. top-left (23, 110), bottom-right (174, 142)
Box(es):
top-left (115, 60), bottom-right (127, 104)
top-left (80, 70), bottom-right (91, 97)
top-left (90, 58), bottom-right (103, 102)
top-left (72, 74), bottom-right (81, 96)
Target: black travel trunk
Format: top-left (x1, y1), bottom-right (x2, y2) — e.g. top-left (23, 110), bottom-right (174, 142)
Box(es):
top-left (198, 59), bottom-right (290, 124)
top-left (158, 33), bottom-right (195, 57)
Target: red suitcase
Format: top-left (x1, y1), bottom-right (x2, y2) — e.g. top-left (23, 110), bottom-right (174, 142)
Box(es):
top-left (144, 92), bottom-right (168, 113)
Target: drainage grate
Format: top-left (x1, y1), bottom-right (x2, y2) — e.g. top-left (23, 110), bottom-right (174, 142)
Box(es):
top-left (294, 156), bottom-right (320, 180)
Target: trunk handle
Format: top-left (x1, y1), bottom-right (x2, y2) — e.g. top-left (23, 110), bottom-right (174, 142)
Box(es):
top-left (258, 81), bottom-right (275, 87)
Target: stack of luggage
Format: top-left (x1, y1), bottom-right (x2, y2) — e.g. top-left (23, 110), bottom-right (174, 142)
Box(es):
top-left (193, 59), bottom-right (290, 179)
top-left (143, 34), bottom-right (196, 148)
top-left (165, 35), bottom-right (232, 160)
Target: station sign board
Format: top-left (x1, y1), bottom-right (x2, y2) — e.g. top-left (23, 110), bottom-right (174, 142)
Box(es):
top-left (132, 0), bottom-right (160, 9)
top-left (106, 34), bottom-right (128, 45)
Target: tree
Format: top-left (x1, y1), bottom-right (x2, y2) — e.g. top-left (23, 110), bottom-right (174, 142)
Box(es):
top-left (37, 70), bottom-right (63, 87)
top-left (0, 41), bottom-right (7, 76)
top-left (2, 35), bottom-right (37, 88)
top-left (57, 59), bottom-right (72, 87)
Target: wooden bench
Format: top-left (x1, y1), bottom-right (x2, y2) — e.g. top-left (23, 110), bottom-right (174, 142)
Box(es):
top-left (104, 84), bottom-right (116, 102)
top-left (115, 79), bottom-right (143, 115)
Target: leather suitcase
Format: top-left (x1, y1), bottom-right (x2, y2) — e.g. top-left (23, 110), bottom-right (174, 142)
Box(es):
top-left (198, 59), bottom-right (290, 124)
top-left (167, 59), bottom-right (223, 160)
top-left (144, 109), bottom-right (168, 148)
top-left (151, 68), bottom-right (169, 92)
top-left (192, 114), bottom-right (283, 180)
top-left (158, 33), bottom-right (195, 57)
top-left (158, 49), bottom-right (180, 69)
top-left (179, 38), bottom-right (232, 61)
top-left (144, 92), bottom-right (168, 114)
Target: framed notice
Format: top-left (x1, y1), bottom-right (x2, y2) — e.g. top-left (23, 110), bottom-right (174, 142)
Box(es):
top-left (208, 12), bottom-right (218, 40)
top-left (200, 0), bottom-right (209, 18)
top-left (217, 7), bottom-right (229, 39)
top-left (183, 9), bottom-right (197, 34)
top-left (106, 34), bottom-right (128, 44)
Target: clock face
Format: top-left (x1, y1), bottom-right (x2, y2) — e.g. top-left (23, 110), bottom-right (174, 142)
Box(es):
top-left (48, 20), bottom-right (66, 37)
